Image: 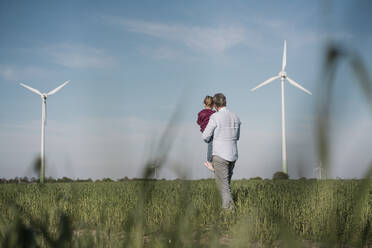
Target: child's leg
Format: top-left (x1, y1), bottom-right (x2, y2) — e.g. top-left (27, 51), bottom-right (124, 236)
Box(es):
top-left (204, 140), bottom-right (214, 172)
top-left (207, 142), bottom-right (213, 163)
top-left (203, 137), bottom-right (214, 172)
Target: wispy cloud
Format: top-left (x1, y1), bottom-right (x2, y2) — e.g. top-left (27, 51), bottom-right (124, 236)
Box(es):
top-left (106, 17), bottom-right (247, 53)
top-left (45, 43), bottom-right (114, 69)
top-left (138, 45), bottom-right (195, 61)
top-left (104, 16), bottom-right (348, 57)
top-left (252, 15), bottom-right (354, 48)
top-left (0, 65), bottom-right (51, 82)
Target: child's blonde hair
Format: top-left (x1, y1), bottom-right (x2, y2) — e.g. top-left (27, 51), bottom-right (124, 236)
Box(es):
top-left (204, 96), bottom-right (214, 108)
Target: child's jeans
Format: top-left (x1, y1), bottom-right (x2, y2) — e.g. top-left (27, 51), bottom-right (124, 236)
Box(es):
top-left (207, 139), bottom-right (213, 162)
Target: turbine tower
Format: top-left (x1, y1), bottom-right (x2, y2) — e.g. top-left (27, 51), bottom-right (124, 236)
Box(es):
top-left (251, 40), bottom-right (311, 174)
top-left (20, 80), bottom-right (70, 183)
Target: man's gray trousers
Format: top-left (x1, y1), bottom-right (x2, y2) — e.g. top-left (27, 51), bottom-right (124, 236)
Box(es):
top-left (213, 155), bottom-right (235, 209)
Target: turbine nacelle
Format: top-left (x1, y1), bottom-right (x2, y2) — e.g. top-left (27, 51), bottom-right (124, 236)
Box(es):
top-left (279, 71), bottom-right (287, 79)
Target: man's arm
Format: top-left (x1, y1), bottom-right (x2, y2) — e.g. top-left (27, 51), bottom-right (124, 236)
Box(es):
top-left (202, 115), bottom-right (217, 143)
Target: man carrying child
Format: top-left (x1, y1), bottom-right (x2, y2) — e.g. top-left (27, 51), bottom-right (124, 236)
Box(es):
top-left (202, 93), bottom-right (241, 209)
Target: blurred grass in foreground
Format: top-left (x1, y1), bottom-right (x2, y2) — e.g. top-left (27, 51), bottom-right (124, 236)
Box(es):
top-left (0, 179), bottom-right (371, 247)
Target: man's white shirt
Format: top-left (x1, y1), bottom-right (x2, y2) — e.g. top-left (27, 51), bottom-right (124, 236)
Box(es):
top-left (202, 107), bottom-right (241, 162)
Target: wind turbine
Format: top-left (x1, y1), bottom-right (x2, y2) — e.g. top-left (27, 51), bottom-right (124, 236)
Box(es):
top-left (20, 80), bottom-right (70, 183)
top-left (251, 40), bottom-right (311, 174)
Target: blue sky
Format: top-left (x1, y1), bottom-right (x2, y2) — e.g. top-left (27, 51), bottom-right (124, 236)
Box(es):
top-left (1, 0), bottom-right (372, 179)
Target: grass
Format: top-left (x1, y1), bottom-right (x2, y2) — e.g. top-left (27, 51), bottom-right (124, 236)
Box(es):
top-left (1, 179), bottom-right (372, 247)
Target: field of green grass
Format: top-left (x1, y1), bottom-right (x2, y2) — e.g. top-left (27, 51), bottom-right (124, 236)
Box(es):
top-left (1, 179), bottom-right (372, 247)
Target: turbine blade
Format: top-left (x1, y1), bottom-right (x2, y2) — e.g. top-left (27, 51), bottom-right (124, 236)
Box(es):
top-left (47, 80), bottom-right (70, 96)
top-left (287, 77), bottom-right (312, 95)
top-left (251, 75), bottom-right (280, 91)
top-left (282, 40), bottom-right (287, 71)
top-left (20, 83), bottom-right (42, 96)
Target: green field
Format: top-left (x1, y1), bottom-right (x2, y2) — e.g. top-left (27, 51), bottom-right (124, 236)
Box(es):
top-left (1, 179), bottom-right (372, 247)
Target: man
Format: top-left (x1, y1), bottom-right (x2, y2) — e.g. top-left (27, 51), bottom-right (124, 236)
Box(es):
top-left (202, 93), bottom-right (241, 209)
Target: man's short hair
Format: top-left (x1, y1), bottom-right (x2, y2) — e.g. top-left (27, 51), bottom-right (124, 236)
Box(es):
top-left (213, 93), bottom-right (226, 108)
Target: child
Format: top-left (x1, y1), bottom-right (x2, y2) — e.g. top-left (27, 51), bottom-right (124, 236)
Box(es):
top-left (197, 96), bottom-right (215, 172)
